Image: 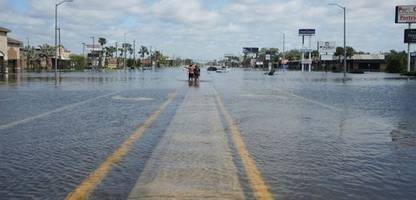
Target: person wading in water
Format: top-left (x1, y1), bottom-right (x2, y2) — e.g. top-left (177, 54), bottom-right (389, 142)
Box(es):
top-left (187, 64), bottom-right (195, 81)
top-left (194, 65), bottom-right (200, 81)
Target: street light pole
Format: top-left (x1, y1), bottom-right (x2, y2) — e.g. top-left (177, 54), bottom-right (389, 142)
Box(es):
top-left (55, 4), bottom-right (58, 80)
top-left (54, 0), bottom-right (73, 81)
top-left (343, 6), bottom-right (346, 76)
top-left (329, 3), bottom-right (346, 77)
top-left (133, 40), bottom-right (136, 67)
top-left (123, 33), bottom-right (127, 70)
top-left (81, 42), bottom-right (85, 57)
top-left (408, 23), bottom-right (411, 72)
top-left (58, 28), bottom-right (61, 61)
top-left (281, 32), bottom-right (285, 61)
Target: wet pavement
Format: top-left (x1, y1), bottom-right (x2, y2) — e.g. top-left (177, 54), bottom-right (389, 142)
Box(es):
top-left (1, 69), bottom-right (416, 199)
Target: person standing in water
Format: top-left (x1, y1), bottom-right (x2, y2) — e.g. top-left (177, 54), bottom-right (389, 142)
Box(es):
top-left (187, 64), bottom-right (195, 81)
top-left (194, 65), bottom-right (200, 81)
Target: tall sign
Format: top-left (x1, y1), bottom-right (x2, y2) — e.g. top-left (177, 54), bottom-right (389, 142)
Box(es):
top-left (395, 5), bottom-right (416, 23)
top-left (318, 41), bottom-right (336, 54)
top-left (396, 5), bottom-right (416, 72)
top-left (299, 29), bottom-right (316, 35)
top-left (404, 29), bottom-right (416, 43)
top-left (299, 29), bottom-right (315, 72)
top-left (242, 47), bottom-right (259, 54)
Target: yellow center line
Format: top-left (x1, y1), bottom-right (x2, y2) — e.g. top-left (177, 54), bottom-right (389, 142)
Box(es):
top-left (65, 92), bottom-right (178, 200)
top-left (214, 91), bottom-right (274, 200)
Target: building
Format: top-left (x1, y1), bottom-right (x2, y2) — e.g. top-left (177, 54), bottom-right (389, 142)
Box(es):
top-left (57, 46), bottom-right (71, 61)
top-left (0, 26), bottom-right (23, 73)
top-left (350, 54), bottom-right (386, 72)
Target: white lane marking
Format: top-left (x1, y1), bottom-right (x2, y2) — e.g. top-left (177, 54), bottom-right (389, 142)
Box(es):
top-left (0, 92), bottom-right (118, 130)
top-left (239, 94), bottom-right (288, 99)
top-left (274, 87), bottom-right (414, 136)
top-left (111, 95), bottom-right (154, 101)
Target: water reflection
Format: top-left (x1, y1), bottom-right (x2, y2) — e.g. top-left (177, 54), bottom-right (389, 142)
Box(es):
top-left (188, 80), bottom-right (199, 88)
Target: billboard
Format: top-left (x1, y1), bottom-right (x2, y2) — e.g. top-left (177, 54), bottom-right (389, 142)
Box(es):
top-left (404, 29), bottom-right (416, 43)
top-left (86, 44), bottom-right (102, 51)
top-left (318, 41), bottom-right (336, 54)
top-left (243, 47), bottom-right (259, 54)
top-left (299, 29), bottom-right (315, 35)
top-left (300, 48), bottom-right (312, 53)
top-left (395, 5), bottom-right (416, 23)
top-left (321, 54), bottom-right (334, 61)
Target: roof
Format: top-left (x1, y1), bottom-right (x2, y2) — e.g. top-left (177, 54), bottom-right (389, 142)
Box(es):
top-left (351, 54), bottom-right (385, 60)
top-left (7, 37), bottom-right (23, 46)
top-left (0, 26), bottom-right (11, 33)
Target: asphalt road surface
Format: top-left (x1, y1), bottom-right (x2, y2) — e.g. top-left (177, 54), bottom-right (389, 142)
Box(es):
top-left (1, 69), bottom-right (416, 200)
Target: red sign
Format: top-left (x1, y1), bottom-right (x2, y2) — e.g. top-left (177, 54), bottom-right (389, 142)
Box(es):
top-left (395, 5), bottom-right (416, 23)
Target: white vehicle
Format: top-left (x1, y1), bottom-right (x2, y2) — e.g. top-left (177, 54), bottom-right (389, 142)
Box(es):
top-left (216, 67), bottom-right (230, 73)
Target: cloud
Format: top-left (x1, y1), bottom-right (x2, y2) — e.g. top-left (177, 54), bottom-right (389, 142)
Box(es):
top-left (0, 0), bottom-right (414, 60)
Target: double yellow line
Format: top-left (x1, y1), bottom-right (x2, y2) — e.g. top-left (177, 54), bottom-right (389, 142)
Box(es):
top-left (66, 90), bottom-right (274, 200)
top-left (65, 92), bottom-right (177, 200)
top-left (215, 91), bottom-right (274, 200)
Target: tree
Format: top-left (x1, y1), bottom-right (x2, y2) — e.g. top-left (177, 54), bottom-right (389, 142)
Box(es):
top-left (285, 49), bottom-right (301, 61)
top-left (70, 54), bottom-right (87, 69)
top-left (346, 47), bottom-right (355, 58)
top-left (24, 45), bottom-right (38, 69)
top-left (97, 37), bottom-right (106, 67)
top-left (98, 37), bottom-right (106, 46)
top-left (104, 46), bottom-right (117, 58)
top-left (311, 50), bottom-right (319, 59)
top-left (334, 46), bottom-right (355, 58)
top-left (38, 44), bottom-right (55, 69)
top-left (385, 50), bottom-right (407, 73)
top-left (138, 46), bottom-right (149, 58)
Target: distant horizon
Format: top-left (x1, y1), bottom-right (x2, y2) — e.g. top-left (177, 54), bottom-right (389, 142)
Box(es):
top-left (0, 0), bottom-right (415, 60)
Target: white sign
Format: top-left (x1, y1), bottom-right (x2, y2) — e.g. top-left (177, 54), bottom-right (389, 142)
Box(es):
top-left (318, 41), bottom-right (336, 54)
top-left (86, 44), bottom-right (102, 51)
top-left (265, 54), bottom-right (271, 60)
top-left (300, 48), bottom-right (312, 53)
top-left (395, 5), bottom-right (416, 23)
top-left (301, 59), bottom-right (312, 64)
top-left (321, 54), bottom-right (334, 61)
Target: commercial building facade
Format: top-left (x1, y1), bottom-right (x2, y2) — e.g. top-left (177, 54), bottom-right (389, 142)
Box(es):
top-left (0, 26), bottom-right (23, 73)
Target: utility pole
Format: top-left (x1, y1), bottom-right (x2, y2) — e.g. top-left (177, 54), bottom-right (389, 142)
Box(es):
top-left (82, 42), bottom-right (85, 57)
top-left (58, 28), bottom-right (61, 61)
top-left (150, 46), bottom-right (153, 69)
top-left (408, 23), bottom-right (411, 72)
top-left (55, 0), bottom-right (73, 81)
top-left (133, 40), bottom-right (136, 67)
top-left (55, 3), bottom-right (58, 80)
top-left (281, 32), bottom-right (285, 61)
top-left (115, 42), bottom-right (118, 67)
top-left (123, 33), bottom-right (127, 70)
top-left (27, 37), bottom-right (30, 70)
top-left (343, 6), bottom-right (347, 76)
top-left (91, 36), bottom-right (95, 67)
top-left (329, 3), bottom-right (347, 77)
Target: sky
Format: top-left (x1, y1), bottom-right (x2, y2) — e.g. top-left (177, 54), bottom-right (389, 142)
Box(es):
top-left (0, 0), bottom-right (415, 61)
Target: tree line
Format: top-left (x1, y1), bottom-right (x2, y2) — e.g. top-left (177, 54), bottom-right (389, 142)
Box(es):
top-left (22, 37), bottom-right (193, 71)
top-left (241, 46), bottom-right (409, 73)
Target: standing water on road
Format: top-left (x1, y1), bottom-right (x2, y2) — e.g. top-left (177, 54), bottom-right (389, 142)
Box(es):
top-left (1, 69), bottom-right (416, 199)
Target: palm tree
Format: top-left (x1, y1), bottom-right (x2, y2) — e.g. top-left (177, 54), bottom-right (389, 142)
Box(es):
top-left (138, 46), bottom-right (149, 59)
top-left (98, 37), bottom-right (106, 67)
top-left (38, 44), bottom-right (55, 69)
top-left (105, 46), bottom-right (116, 58)
top-left (24, 45), bottom-right (38, 69)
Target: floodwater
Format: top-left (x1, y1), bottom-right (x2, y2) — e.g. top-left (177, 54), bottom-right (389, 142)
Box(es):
top-left (1, 69), bottom-right (416, 199)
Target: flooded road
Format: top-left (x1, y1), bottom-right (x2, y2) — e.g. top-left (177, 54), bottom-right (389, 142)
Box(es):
top-left (1, 69), bottom-right (416, 199)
